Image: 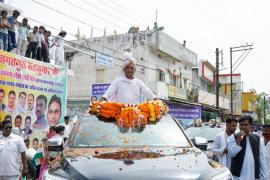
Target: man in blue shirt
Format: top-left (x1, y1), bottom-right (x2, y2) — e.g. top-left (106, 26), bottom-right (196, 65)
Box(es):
top-left (7, 10), bottom-right (20, 52)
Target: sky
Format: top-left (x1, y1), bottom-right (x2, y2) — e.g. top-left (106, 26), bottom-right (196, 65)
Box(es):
top-left (5, 0), bottom-right (270, 93)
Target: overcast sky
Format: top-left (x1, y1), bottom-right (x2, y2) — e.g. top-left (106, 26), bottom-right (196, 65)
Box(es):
top-left (6, 0), bottom-right (270, 93)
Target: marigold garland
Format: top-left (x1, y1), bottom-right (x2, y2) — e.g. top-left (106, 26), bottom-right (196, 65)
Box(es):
top-left (89, 100), bottom-right (168, 128)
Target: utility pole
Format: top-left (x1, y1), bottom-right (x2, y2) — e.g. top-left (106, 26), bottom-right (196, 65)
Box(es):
top-left (230, 47), bottom-right (233, 114)
top-left (229, 43), bottom-right (253, 115)
top-left (264, 96), bottom-right (266, 124)
top-left (216, 48), bottom-right (219, 111)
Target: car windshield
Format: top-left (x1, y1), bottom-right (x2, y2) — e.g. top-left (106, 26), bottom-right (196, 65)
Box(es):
top-left (70, 114), bottom-right (191, 148)
top-left (185, 125), bottom-right (225, 142)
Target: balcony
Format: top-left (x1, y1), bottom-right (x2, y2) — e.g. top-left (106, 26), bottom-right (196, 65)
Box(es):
top-left (198, 90), bottom-right (229, 109)
top-left (148, 32), bottom-right (197, 66)
top-left (168, 85), bottom-right (187, 100)
top-left (149, 81), bottom-right (168, 100)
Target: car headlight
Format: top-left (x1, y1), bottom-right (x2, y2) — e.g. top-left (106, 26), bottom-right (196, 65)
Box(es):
top-left (44, 170), bottom-right (70, 180)
top-left (211, 170), bottom-right (233, 180)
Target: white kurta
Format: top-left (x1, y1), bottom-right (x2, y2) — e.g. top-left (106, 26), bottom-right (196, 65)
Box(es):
top-left (102, 76), bottom-right (157, 104)
top-left (228, 135), bottom-right (267, 180)
top-left (264, 140), bottom-right (270, 180)
top-left (212, 131), bottom-right (231, 168)
top-left (63, 122), bottom-right (74, 138)
top-left (54, 35), bottom-right (64, 65)
top-left (0, 133), bottom-right (27, 176)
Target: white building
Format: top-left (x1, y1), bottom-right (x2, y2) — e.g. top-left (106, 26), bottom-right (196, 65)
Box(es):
top-left (64, 29), bottom-right (202, 123)
top-left (65, 29), bottom-right (197, 103)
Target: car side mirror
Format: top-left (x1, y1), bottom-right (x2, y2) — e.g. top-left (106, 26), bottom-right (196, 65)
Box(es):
top-left (192, 136), bottom-right (208, 151)
top-left (48, 136), bottom-right (64, 151)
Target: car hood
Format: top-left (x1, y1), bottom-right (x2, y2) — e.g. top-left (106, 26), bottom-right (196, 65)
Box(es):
top-left (50, 147), bottom-right (228, 180)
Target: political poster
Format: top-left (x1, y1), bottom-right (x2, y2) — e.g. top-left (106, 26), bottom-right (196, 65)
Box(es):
top-left (0, 50), bottom-right (67, 141)
top-left (91, 83), bottom-right (110, 101)
top-left (168, 103), bottom-right (201, 128)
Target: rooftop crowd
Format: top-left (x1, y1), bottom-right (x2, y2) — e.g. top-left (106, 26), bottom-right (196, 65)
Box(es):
top-left (0, 10), bottom-right (66, 66)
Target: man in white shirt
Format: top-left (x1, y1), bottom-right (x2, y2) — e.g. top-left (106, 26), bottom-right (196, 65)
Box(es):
top-left (5, 90), bottom-right (16, 113)
top-left (16, 91), bottom-right (27, 114)
top-left (63, 116), bottom-right (73, 139)
top-left (228, 115), bottom-right (267, 180)
top-left (26, 93), bottom-right (35, 118)
top-left (0, 119), bottom-right (28, 179)
top-left (102, 52), bottom-right (157, 104)
top-left (36, 26), bottom-right (45, 61)
top-left (262, 125), bottom-right (270, 180)
top-left (212, 116), bottom-right (237, 169)
top-left (16, 18), bottom-right (30, 56)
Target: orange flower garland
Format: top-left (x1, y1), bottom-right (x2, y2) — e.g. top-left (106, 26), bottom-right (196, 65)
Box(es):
top-left (89, 100), bottom-right (168, 128)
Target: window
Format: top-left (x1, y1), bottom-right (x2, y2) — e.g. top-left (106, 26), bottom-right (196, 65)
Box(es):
top-left (170, 75), bottom-right (177, 86)
top-left (96, 69), bottom-right (105, 83)
top-left (158, 70), bottom-right (165, 82)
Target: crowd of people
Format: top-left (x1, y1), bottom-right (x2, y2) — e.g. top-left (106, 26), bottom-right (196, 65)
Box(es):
top-left (212, 115), bottom-right (270, 180)
top-left (0, 115), bottom-right (74, 179)
top-left (0, 10), bottom-right (66, 66)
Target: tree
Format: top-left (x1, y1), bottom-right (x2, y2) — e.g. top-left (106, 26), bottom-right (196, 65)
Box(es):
top-left (255, 91), bottom-right (270, 124)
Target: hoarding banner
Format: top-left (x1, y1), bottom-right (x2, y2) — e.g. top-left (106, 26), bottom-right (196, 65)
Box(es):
top-left (168, 103), bottom-right (201, 127)
top-left (95, 52), bottom-right (114, 68)
top-left (91, 83), bottom-right (110, 100)
top-left (0, 51), bottom-right (67, 140)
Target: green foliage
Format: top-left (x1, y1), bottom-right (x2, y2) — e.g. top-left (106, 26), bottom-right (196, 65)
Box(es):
top-left (255, 91), bottom-right (270, 124)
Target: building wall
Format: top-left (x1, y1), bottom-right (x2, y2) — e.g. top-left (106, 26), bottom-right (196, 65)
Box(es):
top-left (219, 74), bottom-right (242, 115)
top-left (195, 60), bottom-right (230, 110)
top-left (65, 31), bottom-right (197, 101)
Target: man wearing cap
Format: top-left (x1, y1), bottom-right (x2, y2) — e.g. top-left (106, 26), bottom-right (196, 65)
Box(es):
top-left (102, 52), bottom-right (157, 104)
top-left (262, 125), bottom-right (270, 180)
top-left (0, 120), bottom-right (28, 179)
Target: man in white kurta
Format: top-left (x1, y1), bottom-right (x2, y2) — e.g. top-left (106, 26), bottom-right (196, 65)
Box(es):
top-left (53, 31), bottom-right (66, 66)
top-left (228, 116), bottom-right (267, 180)
top-left (0, 120), bottom-right (28, 179)
top-left (102, 52), bottom-right (157, 104)
top-left (212, 117), bottom-right (237, 169)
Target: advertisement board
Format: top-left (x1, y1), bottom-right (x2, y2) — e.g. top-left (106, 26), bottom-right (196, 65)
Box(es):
top-left (91, 83), bottom-right (110, 100)
top-left (95, 52), bottom-right (113, 68)
top-left (0, 51), bottom-right (67, 140)
top-left (168, 103), bottom-right (201, 128)
top-left (242, 92), bottom-right (256, 112)
top-left (202, 62), bottom-right (215, 84)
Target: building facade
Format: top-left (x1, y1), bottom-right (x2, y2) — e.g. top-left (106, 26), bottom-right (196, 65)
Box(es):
top-left (65, 30), bottom-right (197, 101)
top-left (64, 29), bottom-right (201, 125)
top-left (219, 74), bottom-right (242, 116)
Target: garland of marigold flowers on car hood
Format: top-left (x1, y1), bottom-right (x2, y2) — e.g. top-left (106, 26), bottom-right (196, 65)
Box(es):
top-left (89, 100), bottom-right (169, 128)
